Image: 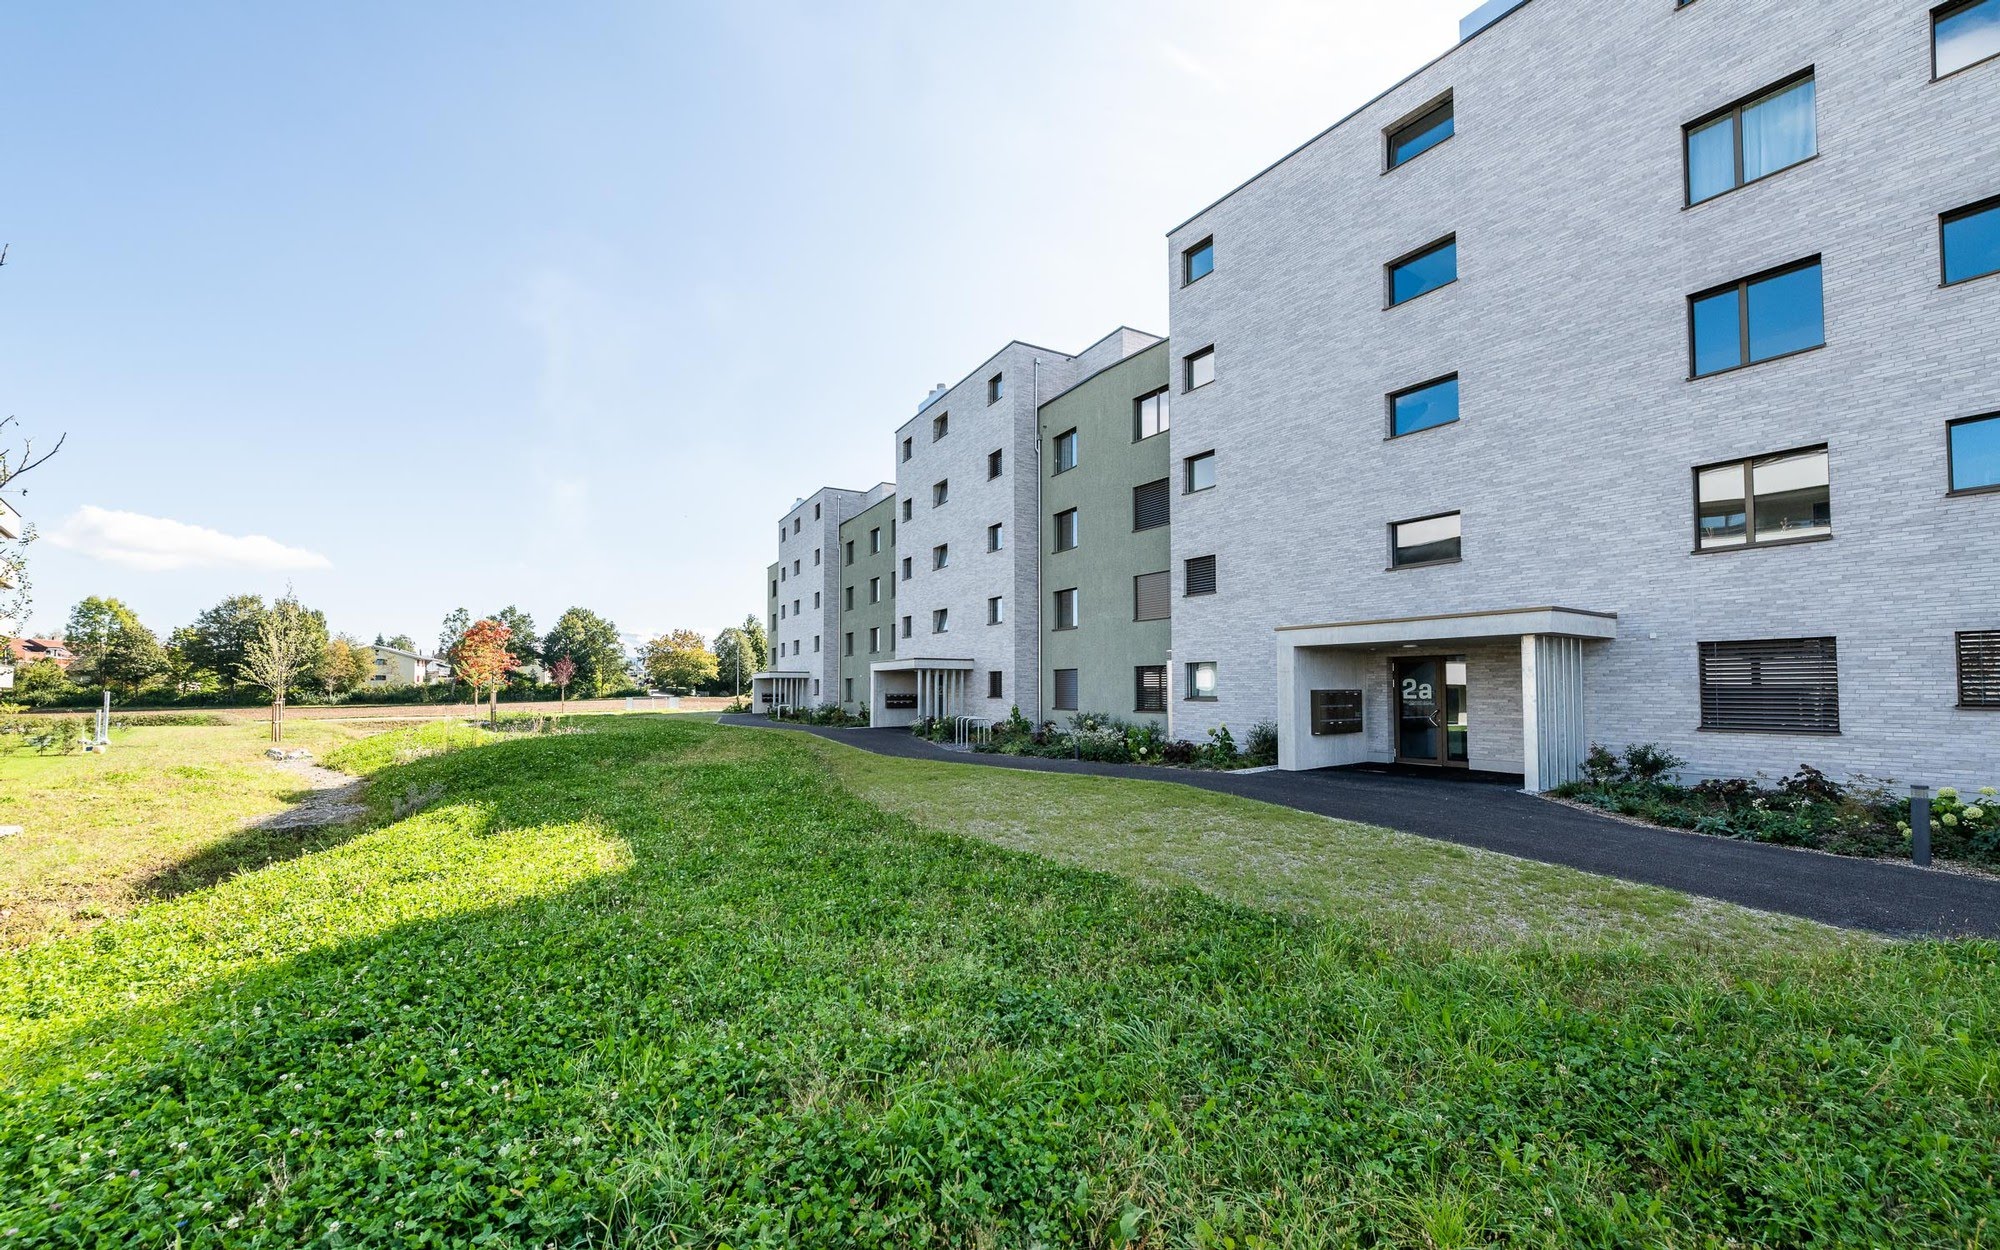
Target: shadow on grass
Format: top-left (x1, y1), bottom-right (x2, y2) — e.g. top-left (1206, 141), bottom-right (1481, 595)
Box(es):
top-left (5, 716), bottom-right (1998, 1247)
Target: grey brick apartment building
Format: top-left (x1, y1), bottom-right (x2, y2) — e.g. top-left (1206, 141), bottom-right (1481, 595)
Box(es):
top-left (757, 0), bottom-right (2000, 791)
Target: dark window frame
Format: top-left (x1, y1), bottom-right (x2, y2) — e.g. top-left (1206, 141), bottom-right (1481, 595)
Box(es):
top-left (932, 479), bottom-right (949, 508)
top-left (1134, 665), bottom-right (1168, 715)
top-left (988, 447), bottom-right (1005, 478)
top-left (1691, 443), bottom-right (1834, 554)
top-left (1941, 194), bottom-right (2000, 287)
top-left (1687, 255), bottom-right (1826, 380)
top-left (1184, 345), bottom-right (1216, 392)
top-left (1052, 428), bottom-right (1079, 475)
top-left (987, 521), bottom-right (1005, 552)
top-left (1052, 587), bottom-right (1080, 632)
top-left (1947, 412), bottom-right (2000, 497)
top-left (988, 670), bottom-right (1005, 700)
top-left (1183, 236), bottom-right (1215, 286)
top-left (1184, 554), bottom-right (1218, 597)
top-left (1388, 510), bottom-right (1464, 571)
top-left (1133, 478), bottom-right (1172, 532)
top-left (1185, 661), bottom-right (1218, 702)
top-left (1052, 668), bottom-right (1079, 712)
top-left (1384, 92), bottom-right (1455, 172)
top-left (901, 437), bottom-right (913, 462)
top-left (1133, 570), bottom-right (1171, 622)
top-left (1934, 0), bottom-right (2000, 80)
top-left (1185, 450), bottom-right (1217, 493)
top-left (1958, 630), bottom-right (2000, 708)
top-left (1134, 386), bottom-right (1171, 441)
top-left (987, 373), bottom-right (1004, 405)
top-left (932, 412), bottom-right (949, 441)
top-left (1697, 637), bottom-right (1842, 735)
top-left (987, 595), bottom-right (1004, 626)
top-left (932, 608), bottom-right (950, 634)
top-left (1385, 234), bottom-right (1458, 308)
top-left (1387, 372), bottom-right (1462, 439)
top-left (1680, 68), bottom-right (1816, 209)
top-left (1053, 507), bottom-right (1080, 553)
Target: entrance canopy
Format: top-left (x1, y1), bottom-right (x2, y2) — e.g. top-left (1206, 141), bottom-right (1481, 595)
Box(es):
top-left (1275, 606), bottom-right (1617, 792)
top-left (869, 657), bottom-right (975, 728)
top-left (748, 670), bottom-right (813, 711)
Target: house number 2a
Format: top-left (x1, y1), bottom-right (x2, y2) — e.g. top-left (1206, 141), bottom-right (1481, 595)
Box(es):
top-left (1401, 678), bottom-right (1435, 702)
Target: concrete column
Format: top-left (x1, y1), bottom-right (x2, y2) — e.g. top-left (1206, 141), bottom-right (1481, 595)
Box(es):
top-left (1521, 634), bottom-right (1586, 793)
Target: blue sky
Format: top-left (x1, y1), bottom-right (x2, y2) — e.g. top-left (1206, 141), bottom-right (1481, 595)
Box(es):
top-left (3, 0), bottom-right (1471, 652)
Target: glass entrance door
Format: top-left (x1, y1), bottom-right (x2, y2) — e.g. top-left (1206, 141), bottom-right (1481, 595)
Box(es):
top-left (1394, 656), bottom-right (1469, 767)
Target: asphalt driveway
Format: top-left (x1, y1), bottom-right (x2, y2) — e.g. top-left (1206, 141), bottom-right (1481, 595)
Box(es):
top-left (719, 715), bottom-right (2000, 940)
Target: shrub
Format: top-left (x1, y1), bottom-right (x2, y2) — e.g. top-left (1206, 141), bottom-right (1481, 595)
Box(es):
top-left (1244, 720), bottom-right (1279, 767)
top-left (1198, 725), bottom-right (1239, 770)
top-left (1581, 744), bottom-right (1623, 786)
top-left (1620, 743), bottom-right (1686, 784)
top-left (1162, 739), bottom-right (1198, 767)
top-left (110, 712), bottom-right (227, 728)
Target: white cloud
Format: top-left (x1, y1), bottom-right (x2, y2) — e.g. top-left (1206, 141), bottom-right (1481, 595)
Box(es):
top-left (47, 506), bottom-right (332, 573)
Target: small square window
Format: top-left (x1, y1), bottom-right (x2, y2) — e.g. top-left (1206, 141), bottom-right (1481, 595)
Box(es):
top-left (1053, 429), bottom-right (1079, 473)
top-left (1053, 508), bottom-right (1080, 552)
top-left (1387, 236), bottom-right (1457, 306)
top-left (1185, 662), bottom-right (1218, 701)
top-left (988, 373), bottom-right (1004, 404)
top-left (932, 479), bottom-right (949, 507)
top-left (901, 615), bottom-right (913, 639)
top-left (1133, 479), bottom-right (1171, 531)
top-left (1135, 388), bottom-right (1170, 440)
top-left (1185, 346), bottom-right (1216, 391)
top-left (933, 412), bottom-right (949, 441)
top-left (932, 543), bottom-right (950, 570)
top-left (1949, 413), bottom-right (2000, 494)
top-left (1134, 570), bottom-right (1170, 621)
top-left (1185, 451), bottom-right (1216, 493)
top-left (1184, 555), bottom-right (1217, 596)
top-left (1183, 237), bottom-right (1214, 285)
top-left (987, 522), bottom-right (1005, 551)
top-left (1135, 665), bottom-right (1168, 714)
top-left (1386, 93), bottom-right (1454, 170)
top-left (988, 596), bottom-right (1004, 625)
top-left (1391, 512), bottom-right (1462, 568)
top-left (1943, 196), bottom-right (2000, 286)
top-left (1935, 0), bottom-right (2000, 78)
top-left (988, 670), bottom-right (1004, 699)
top-left (1053, 587), bottom-right (1079, 630)
top-left (932, 608), bottom-right (950, 634)
top-left (1053, 668), bottom-right (1079, 711)
top-left (988, 448), bottom-right (1004, 478)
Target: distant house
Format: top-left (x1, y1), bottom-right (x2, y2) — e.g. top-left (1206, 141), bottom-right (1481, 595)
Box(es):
top-left (5, 638), bottom-right (75, 670)
top-left (363, 644), bottom-right (452, 687)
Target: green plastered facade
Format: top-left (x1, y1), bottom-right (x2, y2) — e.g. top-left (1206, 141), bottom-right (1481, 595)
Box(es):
top-left (1038, 339), bottom-right (1173, 728)
top-left (838, 495), bottom-right (899, 713)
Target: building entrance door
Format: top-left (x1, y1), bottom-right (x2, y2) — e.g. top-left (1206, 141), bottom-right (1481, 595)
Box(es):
top-left (1393, 656), bottom-right (1469, 767)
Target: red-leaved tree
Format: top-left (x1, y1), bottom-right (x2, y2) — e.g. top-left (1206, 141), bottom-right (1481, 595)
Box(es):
top-left (550, 654), bottom-right (577, 715)
top-left (449, 619), bottom-right (517, 725)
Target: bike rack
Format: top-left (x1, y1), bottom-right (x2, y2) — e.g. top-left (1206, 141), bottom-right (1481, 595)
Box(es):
top-left (952, 716), bottom-right (991, 748)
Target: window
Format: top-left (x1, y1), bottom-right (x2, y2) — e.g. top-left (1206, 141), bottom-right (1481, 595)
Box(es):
top-left (1185, 451), bottom-right (1216, 493)
top-left (780, 567), bottom-right (787, 583)
top-left (933, 413), bottom-right (949, 441)
top-left (1943, 197), bottom-right (2000, 285)
top-left (1185, 346), bottom-right (1216, 391)
top-left (812, 592), bottom-right (820, 609)
top-left (932, 543), bottom-right (950, 570)
top-left (1184, 555), bottom-right (1217, 596)
top-left (1960, 631), bottom-right (2000, 708)
top-left (1135, 388), bottom-right (1170, 440)
top-left (902, 437), bottom-right (913, 462)
top-left (1133, 478), bottom-right (1171, 531)
top-left (1949, 413), bottom-right (2000, 494)
top-left (987, 596), bottom-right (1004, 625)
top-left (1053, 588), bottom-right (1079, 630)
top-left (1695, 447), bottom-right (1831, 551)
top-left (901, 498), bottom-right (913, 522)
top-left (901, 615), bottom-right (913, 639)
top-left (1184, 237), bottom-right (1214, 285)
top-left (902, 556), bottom-right (913, 581)
top-left (813, 635), bottom-right (821, 653)
top-left (1386, 94), bottom-right (1454, 170)
top-left (988, 374), bottom-right (1004, 404)
top-left (793, 599), bottom-right (800, 614)
top-left (792, 559), bottom-right (800, 575)
top-left (1391, 512), bottom-right (1462, 568)
top-left (988, 670), bottom-right (1004, 699)
top-left (813, 503), bottom-right (821, 520)
top-left (1388, 236), bottom-right (1457, 306)
top-left (1685, 72), bottom-right (1816, 206)
top-left (869, 627), bottom-right (881, 653)
top-left (870, 527), bottom-right (882, 554)
top-left (844, 586), bottom-right (854, 610)
top-left (770, 580), bottom-right (777, 597)
top-left (793, 518), bottom-right (801, 534)
top-left (932, 608), bottom-right (950, 634)
top-left (1689, 258), bottom-right (1824, 377)
top-left (1699, 638), bottom-right (1841, 733)
top-left (844, 678), bottom-right (853, 703)
top-left (1053, 669), bottom-right (1079, 711)
top-left (1389, 374), bottom-right (1460, 438)
top-left (988, 448), bottom-right (1004, 478)
top-left (1935, 0), bottom-right (2000, 77)
top-left (844, 540), bottom-right (854, 566)
top-left (1134, 571), bottom-right (1170, 621)
top-left (1054, 508), bottom-right (1080, 552)
top-left (812, 548), bottom-right (821, 566)
top-left (1186, 662), bottom-right (1218, 702)
top-left (869, 576), bottom-right (882, 603)
top-left (1135, 666), bottom-right (1168, 714)
top-left (844, 633), bottom-right (854, 656)
top-left (1053, 429), bottom-right (1079, 473)
top-left (987, 522), bottom-right (1005, 551)
top-left (932, 480), bottom-right (949, 507)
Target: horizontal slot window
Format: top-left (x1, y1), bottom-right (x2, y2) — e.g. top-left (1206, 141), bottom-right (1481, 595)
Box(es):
top-left (1388, 236), bottom-right (1457, 306)
top-left (1391, 512), bottom-right (1461, 568)
top-left (1695, 447), bottom-right (1831, 550)
top-left (1690, 258), bottom-right (1824, 377)
top-left (1390, 374), bottom-right (1460, 437)
top-left (1387, 95), bottom-right (1454, 170)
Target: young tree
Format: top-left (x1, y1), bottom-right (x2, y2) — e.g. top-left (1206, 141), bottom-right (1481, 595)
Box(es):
top-left (318, 635), bottom-right (371, 699)
top-left (449, 618), bottom-right (517, 725)
top-left (64, 596), bottom-right (165, 697)
top-left (550, 655), bottom-right (577, 714)
top-left (540, 608), bottom-right (624, 698)
top-left (182, 595), bottom-right (267, 693)
top-left (641, 630), bottom-right (718, 694)
top-left (238, 594), bottom-right (322, 742)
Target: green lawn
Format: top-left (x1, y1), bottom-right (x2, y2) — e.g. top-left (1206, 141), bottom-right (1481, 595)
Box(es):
top-left (1, 716), bottom-right (1995, 1246)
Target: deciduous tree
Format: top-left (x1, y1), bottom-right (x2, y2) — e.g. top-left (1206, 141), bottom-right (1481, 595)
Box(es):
top-left (641, 630), bottom-right (718, 694)
top-left (318, 635), bottom-right (371, 699)
top-left (64, 596), bottom-right (165, 696)
top-left (550, 655), bottom-right (576, 714)
top-left (238, 593), bottom-right (321, 742)
top-left (540, 608), bottom-right (624, 698)
top-left (183, 595), bottom-right (267, 692)
top-left (713, 615), bottom-right (768, 694)
top-left (492, 606), bottom-right (539, 672)
top-left (450, 618), bottom-right (517, 725)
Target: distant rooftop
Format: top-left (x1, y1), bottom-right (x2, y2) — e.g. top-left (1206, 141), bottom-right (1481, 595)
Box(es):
top-left (1460, 0), bottom-right (1531, 41)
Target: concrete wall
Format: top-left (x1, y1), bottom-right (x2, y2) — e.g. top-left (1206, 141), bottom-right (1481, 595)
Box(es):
top-left (1166, 0), bottom-right (2000, 787)
top-left (838, 493), bottom-right (899, 712)
top-left (1038, 339), bottom-right (1174, 726)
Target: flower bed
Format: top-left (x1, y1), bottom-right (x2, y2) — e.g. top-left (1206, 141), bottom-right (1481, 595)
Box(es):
top-left (955, 708), bottom-right (1278, 771)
